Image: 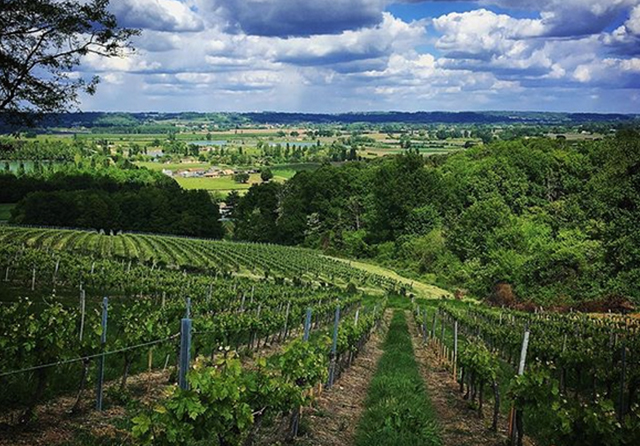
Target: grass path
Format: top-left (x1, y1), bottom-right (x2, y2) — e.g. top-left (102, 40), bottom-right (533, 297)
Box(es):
top-left (325, 256), bottom-right (451, 299)
top-left (354, 310), bottom-right (441, 446)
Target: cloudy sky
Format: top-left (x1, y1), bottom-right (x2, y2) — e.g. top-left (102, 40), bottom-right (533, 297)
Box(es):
top-left (78, 0), bottom-right (640, 113)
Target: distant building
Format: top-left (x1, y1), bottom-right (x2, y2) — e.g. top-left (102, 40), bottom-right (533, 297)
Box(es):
top-left (176, 168), bottom-right (207, 178)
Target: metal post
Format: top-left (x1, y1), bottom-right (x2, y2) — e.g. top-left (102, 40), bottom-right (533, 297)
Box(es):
top-left (354, 308), bottom-right (360, 327)
top-left (510, 325), bottom-right (530, 445)
top-left (53, 259), bottom-right (60, 282)
top-left (185, 297), bottom-right (191, 319)
top-left (282, 301), bottom-right (291, 339)
top-left (95, 297), bottom-right (108, 410)
top-left (179, 317), bottom-right (192, 390)
top-left (517, 327), bottom-right (530, 376)
top-left (328, 305), bottom-right (341, 388)
top-left (79, 289), bottom-right (86, 341)
top-left (303, 308), bottom-right (312, 341)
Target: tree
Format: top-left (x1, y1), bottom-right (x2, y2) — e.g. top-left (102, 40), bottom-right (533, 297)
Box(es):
top-left (0, 0), bottom-right (137, 125)
top-left (260, 168), bottom-right (273, 182)
top-left (233, 172), bottom-right (250, 184)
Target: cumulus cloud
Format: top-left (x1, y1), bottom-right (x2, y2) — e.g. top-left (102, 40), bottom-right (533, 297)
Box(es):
top-left (75, 0), bottom-right (640, 113)
top-left (602, 4), bottom-right (640, 55)
top-left (110, 0), bottom-right (204, 32)
top-left (412, 0), bottom-right (640, 37)
top-left (433, 9), bottom-right (543, 59)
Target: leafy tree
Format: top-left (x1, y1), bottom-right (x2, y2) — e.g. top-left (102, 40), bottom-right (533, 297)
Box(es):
top-left (260, 167), bottom-right (273, 182)
top-left (234, 172), bottom-right (250, 184)
top-left (447, 195), bottom-right (512, 262)
top-left (0, 0), bottom-right (137, 125)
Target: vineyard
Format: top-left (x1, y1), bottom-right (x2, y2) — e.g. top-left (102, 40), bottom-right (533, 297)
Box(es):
top-left (1, 223), bottom-right (640, 446)
top-left (0, 225), bottom-right (396, 289)
top-left (0, 224), bottom-right (394, 445)
top-left (414, 301), bottom-right (640, 446)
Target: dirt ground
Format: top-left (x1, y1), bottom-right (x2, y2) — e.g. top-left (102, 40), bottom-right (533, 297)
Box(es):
top-left (0, 368), bottom-right (169, 446)
top-left (406, 311), bottom-right (514, 446)
top-left (295, 310), bottom-right (391, 446)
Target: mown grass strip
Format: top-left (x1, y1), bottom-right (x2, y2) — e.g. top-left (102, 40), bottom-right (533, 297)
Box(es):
top-left (354, 310), bottom-right (441, 446)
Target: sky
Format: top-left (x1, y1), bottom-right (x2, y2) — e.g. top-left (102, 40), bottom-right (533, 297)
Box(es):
top-left (77, 0), bottom-right (640, 113)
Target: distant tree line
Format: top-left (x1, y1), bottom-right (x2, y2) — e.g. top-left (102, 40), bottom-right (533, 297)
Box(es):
top-left (3, 166), bottom-right (223, 238)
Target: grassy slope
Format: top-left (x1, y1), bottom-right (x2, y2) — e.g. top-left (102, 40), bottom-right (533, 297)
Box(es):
top-left (355, 310), bottom-right (441, 446)
top-left (326, 256), bottom-right (451, 299)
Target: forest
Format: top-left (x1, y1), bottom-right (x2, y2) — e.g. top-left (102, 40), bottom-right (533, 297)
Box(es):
top-left (0, 165), bottom-right (223, 238)
top-left (232, 130), bottom-right (640, 307)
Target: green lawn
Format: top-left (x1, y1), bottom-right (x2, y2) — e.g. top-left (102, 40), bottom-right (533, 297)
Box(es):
top-left (0, 204), bottom-right (15, 221)
top-left (272, 168), bottom-right (296, 180)
top-left (175, 173), bottom-right (264, 191)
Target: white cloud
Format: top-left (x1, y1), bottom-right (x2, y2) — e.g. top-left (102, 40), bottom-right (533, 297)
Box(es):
top-left (111, 0), bottom-right (204, 32)
top-left (74, 0), bottom-right (640, 113)
top-left (433, 9), bottom-right (543, 58)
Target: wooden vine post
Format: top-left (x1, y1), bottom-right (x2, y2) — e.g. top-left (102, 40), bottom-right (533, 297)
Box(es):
top-left (453, 320), bottom-right (458, 382)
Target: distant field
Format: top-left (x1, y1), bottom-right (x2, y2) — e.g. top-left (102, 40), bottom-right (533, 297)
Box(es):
top-left (136, 161), bottom-right (210, 171)
top-left (0, 204), bottom-right (15, 221)
top-left (176, 173), bottom-right (262, 191)
top-left (136, 162), bottom-right (306, 191)
top-left (271, 168), bottom-right (296, 180)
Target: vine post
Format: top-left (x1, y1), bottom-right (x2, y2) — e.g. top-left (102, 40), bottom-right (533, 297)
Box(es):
top-left (303, 307), bottom-right (312, 341)
top-left (178, 316), bottom-right (192, 390)
top-left (509, 325), bottom-right (530, 446)
top-left (95, 297), bottom-right (108, 411)
top-left (327, 305), bottom-right (340, 388)
top-left (79, 289), bottom-right (86, 341)
top-left (453, 320), bottom-right (458, 381)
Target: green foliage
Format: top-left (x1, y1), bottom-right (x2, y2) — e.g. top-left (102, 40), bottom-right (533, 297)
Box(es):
top-left (132, 355), bottom-right (286, 446)
top-left (260, 168), bottom-right (273, 182)
top-left (0, 0), bottom-right (137, 125)
top-left (232, 133), bottom-right (640, 306)
top-left (233, 172), bottom-right (250, 183)
top-left (510, 363), bottom-right (640, 446)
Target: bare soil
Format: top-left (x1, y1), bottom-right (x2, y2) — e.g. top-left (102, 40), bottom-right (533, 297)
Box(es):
top-left (294, 310), bottom-right (391, 446)
top-left (406, 311), bottom-right (514, 446)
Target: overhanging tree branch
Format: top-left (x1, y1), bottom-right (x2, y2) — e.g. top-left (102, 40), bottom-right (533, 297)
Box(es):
top-left (0, 0), bottom-right (138, 127)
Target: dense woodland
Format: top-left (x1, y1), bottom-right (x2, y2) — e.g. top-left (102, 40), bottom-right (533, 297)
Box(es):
top-left (232, 130), bottom-right (640, 307)
top-left (1, 166), bottom-right (223, 238)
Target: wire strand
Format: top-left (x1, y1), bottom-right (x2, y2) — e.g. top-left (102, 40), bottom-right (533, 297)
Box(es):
top-left (0, 333), bottom-right (180, 378)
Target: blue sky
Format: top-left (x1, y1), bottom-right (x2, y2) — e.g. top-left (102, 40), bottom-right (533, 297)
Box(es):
top-left (77, 0), bottom-right (640, 113)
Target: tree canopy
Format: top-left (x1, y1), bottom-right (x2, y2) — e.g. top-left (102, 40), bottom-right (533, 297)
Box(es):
top-left (0, 0), bottom-right (137, 125)
top-left (231, 132), bottom-right (640, 307)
